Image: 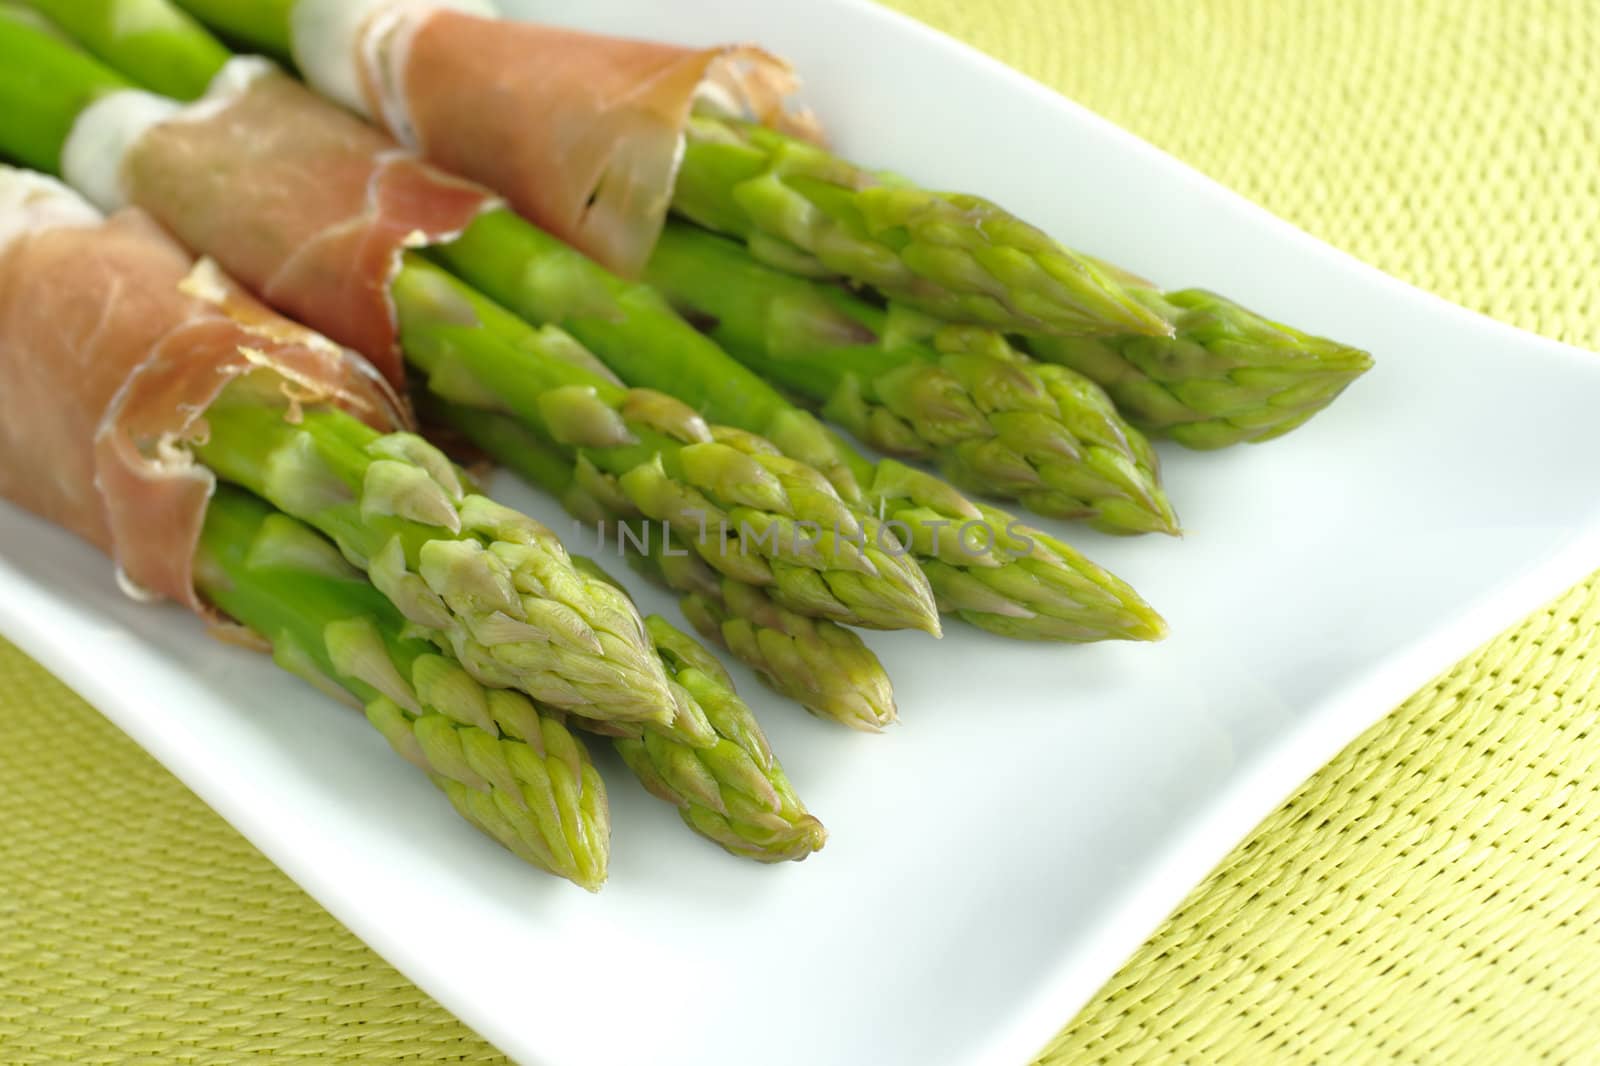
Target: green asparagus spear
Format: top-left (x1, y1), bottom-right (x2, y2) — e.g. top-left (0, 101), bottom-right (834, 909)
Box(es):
top-left (194, 485), bottom-right (611, 889)
top-left (23, 0), bottom-right (227, 100)
top-left (0, 3), bottom-right (128, 172)
top-left (446, 403), bottom-right (898, 731)
top-left (164, 0), bottom-right (293, 59)
top-left (1025, 287), bottom-right (1375, 448)
top-left (646, 221), bottom-right (1178, 534)
top-left (195, 378), bottom-right (677, 726)
top-left (672, 115), bottom-right (1171, 339)
top-left (391, 258), bottom-right (942, 636)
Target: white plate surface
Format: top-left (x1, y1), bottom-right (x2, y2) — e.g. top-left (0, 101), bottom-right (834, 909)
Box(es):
top-left (6, 2), bottom-right (1600, 1063)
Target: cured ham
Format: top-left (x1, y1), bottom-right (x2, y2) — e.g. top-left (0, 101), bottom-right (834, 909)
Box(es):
top-left (292, 0), bottom-right (818, 277)
top-left (67, 58), bottom-right (494, 387)
top-left (0, 170), bottom-right (403, 611)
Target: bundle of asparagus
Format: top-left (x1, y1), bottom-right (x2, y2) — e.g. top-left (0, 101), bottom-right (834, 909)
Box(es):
top-left (669, 116), bottom-right (1371, 440)
top-left (0, 167), bottom-right (824, 887)
top-left (2, 5), bottom-right (1166, 650)
top-left (433, 218), bottom-right (1169, 642)
top-left (147, 0), bottom-right (1370, 450)
top-left (391, 260), bottom-right (939, 636)
top-left (197, 486), bottom-right (612, 888)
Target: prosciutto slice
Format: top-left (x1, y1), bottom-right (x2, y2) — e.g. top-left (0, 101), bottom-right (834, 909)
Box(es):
top-left (0, 173), bottom-right (404, 612)
top-left (107, 59), bottom-right (493, 387)
top-left (295, 0), bottom-right (818, 277)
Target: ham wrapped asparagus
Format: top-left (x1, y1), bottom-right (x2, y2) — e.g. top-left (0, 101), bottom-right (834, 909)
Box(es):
top-left (0, 168), bottom-right (615, 885)
top-left (18, 29), bottom-right (946, 640)
top-left (4, 6), bottom-right (1165, 645)
top-left (0, 168), bottom-right (402, 609)
top-left (0, 166), bottom-right (825, 869)
top-left (152, 0), bottom-right (1366, 445)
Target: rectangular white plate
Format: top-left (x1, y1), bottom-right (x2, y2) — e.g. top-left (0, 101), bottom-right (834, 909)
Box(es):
top-left (6, 1), bottom-right (1600, 1063)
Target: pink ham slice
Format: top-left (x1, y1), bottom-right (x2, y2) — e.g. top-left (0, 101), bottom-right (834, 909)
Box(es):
top-left (372, 10), bottom-right (818, 277)
top-left (120, 65), bottom-right (493, 388)
top-left (0, 207), bottom-right (404, 612)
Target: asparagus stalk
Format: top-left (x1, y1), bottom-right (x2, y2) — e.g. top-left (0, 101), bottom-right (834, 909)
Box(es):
top-left (165, 0), bottom-right (293, 58)
top-left (433, 210), bottom-right (871, 503)
top-left (443, 402), bottom-right (898, 731)
top-left (196, 379), bottom-right (677, 726)
top-left (0, 3), bottom-right (128, 172)
top-left (23, 0), bottom-right (228, 100)
top-left (646, 221), bottom-right (1178, 534)
top-left (194, 485), bottom-right (611, 889)
top-left (391, 258), bottom-right (942, 636)
top-left (673, 116), bottom-right (1172, 339)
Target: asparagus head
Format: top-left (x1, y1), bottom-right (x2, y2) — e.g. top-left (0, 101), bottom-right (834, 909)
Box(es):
top-left (1027, 288), bottom-right (1375, 449)
top-left (194, 376), bottom-right (677, 726)
top-left (568, 559), bottom-right (829, 862)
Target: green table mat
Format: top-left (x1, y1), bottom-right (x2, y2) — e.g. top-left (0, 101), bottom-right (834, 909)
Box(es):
top-left (4, 1), bottom-right (1599, 1061)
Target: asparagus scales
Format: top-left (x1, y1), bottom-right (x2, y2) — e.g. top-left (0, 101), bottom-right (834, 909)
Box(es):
top-left (646, 220), bottom-right (1179, 535)
top-left (439, 400), bottom-right (899, 731)
top-left (573, 566), bottom-right (828, 862)
top-left (672, 116), bottom-right (1371, 446)
top-left (195, 485), bottom-right (613, 889)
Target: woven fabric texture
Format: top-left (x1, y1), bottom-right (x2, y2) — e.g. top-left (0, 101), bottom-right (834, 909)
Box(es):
top-left (2, 1), bottom-right (1598, 1063)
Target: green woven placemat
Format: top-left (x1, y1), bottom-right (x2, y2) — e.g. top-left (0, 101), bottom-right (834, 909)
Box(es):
top-left (3, 1), bottom-right (1599, 1062)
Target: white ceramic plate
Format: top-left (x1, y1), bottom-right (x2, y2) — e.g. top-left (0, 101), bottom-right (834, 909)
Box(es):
top-left (5, 1), bottom-right (1600, 1063)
